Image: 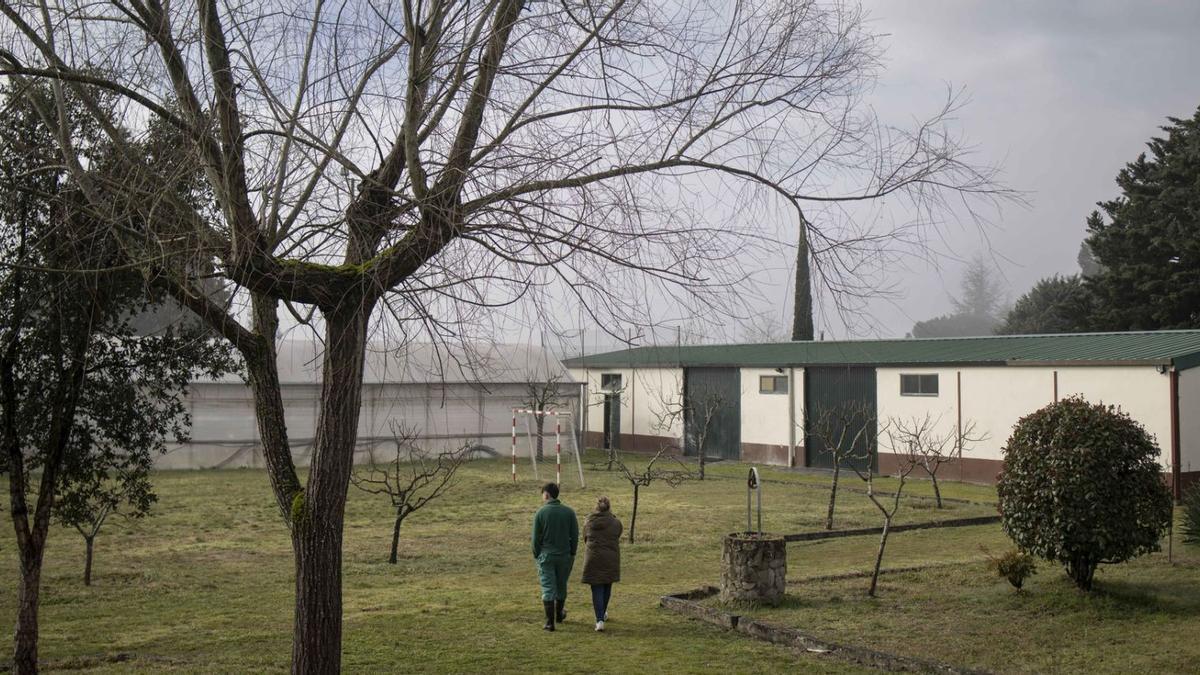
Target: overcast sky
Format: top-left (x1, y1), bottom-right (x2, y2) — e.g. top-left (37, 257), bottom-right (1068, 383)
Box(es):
top-left (275, 1), bottom-right (1200, 354)
top-left (807, 0), bottom-right (1200, 338)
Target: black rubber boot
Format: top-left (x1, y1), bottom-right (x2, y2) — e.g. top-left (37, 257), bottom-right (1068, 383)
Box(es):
top-left (542, 601), bottom-right (555, 631)
top-left (555, 599), bottom-right (566, 623)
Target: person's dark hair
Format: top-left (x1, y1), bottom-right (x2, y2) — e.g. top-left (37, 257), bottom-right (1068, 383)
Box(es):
top-left (542, 482), bottom-right (559, 499)
top-left (596, 496), bottom-right (610, 512)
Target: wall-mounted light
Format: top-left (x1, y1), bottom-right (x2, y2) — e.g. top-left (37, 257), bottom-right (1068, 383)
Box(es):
top-left (774, 367), bottom-right (784, 374)
top-left (1156, 364), bottom-right (1169, 374)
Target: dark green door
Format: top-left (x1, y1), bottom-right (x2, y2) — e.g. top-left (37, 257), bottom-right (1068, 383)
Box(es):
top-left (804, 366), bottom-right (877, 472)
top-left (684, 367), bottom-right (741, 460)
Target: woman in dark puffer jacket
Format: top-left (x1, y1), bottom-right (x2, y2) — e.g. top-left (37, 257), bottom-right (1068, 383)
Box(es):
top-left (581, 496), bottom-right (623, 632)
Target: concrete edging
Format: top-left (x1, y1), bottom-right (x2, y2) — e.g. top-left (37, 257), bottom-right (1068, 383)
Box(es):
top-left (660, 582), bottom-right (988, 674)
top-left (783, 515), bottom-right (1001, 543)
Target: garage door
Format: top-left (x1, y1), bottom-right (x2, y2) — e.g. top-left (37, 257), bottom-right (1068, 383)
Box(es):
top-left (684, 367), bottom-right (741, 460)
top-left (804, 366), bottom-right (877, 472)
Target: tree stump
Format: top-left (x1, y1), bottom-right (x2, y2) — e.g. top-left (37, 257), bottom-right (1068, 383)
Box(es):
top-left (720, 532), bottom-right (786, 606)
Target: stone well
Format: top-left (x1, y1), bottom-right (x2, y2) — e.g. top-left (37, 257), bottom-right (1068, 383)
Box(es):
top-left (719, 532), bottom-right (786, 606)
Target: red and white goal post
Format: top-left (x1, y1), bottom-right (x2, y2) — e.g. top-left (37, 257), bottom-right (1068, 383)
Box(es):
top-left (511, 408), bottom-right (585, 488)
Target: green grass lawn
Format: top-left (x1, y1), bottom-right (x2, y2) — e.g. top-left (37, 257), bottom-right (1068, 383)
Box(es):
top-left (720, 540), bottom-right (1200, 674)
top-left (0, 453), bottom-right (1186, 673)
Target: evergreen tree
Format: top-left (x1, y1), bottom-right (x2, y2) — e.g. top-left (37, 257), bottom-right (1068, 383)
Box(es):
top-left (951, 254), bottom-right (1006, 319)
top-left (909, 255), bottom-right (1006, 337)
top-left (996, 274), bottom-right (1094, 335)
top-left (911, 312), bottom-right (999, 338)
top-left (0, 81), bottom-right (235, 668)
top-left (792, 227), bottom-right (814, 340)
top-left (1084, 107), bottom-right (1200, 330)
top-left (1077, 241), bottom-right (1101, 277)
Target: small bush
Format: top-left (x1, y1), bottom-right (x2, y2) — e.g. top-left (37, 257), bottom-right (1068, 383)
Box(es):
top-left (987, 549), bottom-right (1037, 591)
top-left (1183, 484), bottom-right (1200, 546)
top-left (997, 397), bottom-right (1172, 591)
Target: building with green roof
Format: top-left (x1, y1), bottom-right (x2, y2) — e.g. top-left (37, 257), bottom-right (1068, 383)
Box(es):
top-left (564, 330), bottom-right (1200, 496)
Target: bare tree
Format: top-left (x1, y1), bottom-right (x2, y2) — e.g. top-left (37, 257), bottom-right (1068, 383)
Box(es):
top-left (851, 420), bottom-right (914, 598)
top-left (523, 373), bottom-right (565, 462)
top-left (0, 1), bottom-right (1011, 668)
top-left (741, 311), bottom-right (790, 344)
top-left (350, 425), bottom-right (465, 565)
top-left (807, 401), bottom-right (876, 530)
top-left (688, 394), bottom-right (725, 481)
top-left (886, 413), bottom-right (985, 509)
top-left (613, 450), bottom-right (693, 543)
top-left (650, 377), bottom-right (724, 480)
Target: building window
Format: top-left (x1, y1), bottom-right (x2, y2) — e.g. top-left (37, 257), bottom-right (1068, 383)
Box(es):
top-left (900, 374), bottom-right (939, 396)
top-left (759, 375), bottom-right (789, 395)
top-left (600, 373), bottom-right (622, 391)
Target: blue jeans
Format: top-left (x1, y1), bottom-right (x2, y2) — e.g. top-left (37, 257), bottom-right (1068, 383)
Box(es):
top-left (590, 583), bottom-right (612, 621)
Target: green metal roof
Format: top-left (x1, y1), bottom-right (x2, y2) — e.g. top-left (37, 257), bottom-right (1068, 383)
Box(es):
top-left (563, 330), bottom-right (1200, 370)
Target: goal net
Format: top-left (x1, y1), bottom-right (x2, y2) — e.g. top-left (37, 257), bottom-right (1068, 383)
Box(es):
top-left (511, 409), bottom-right (585, 487)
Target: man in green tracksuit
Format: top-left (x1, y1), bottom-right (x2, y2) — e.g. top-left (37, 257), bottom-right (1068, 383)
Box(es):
top-left (532, 482), bottom-right (579, 631)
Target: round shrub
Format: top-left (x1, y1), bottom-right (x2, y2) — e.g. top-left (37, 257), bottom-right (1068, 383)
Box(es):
top-left (996, 397), bottom-right (1172, 590)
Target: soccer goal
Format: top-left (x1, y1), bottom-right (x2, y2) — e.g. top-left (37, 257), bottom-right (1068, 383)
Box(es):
top-left (511, 409), bottom-right (585, 488)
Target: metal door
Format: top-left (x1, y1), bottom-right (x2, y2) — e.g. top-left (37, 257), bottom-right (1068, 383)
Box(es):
top-left (684, 367), bottom-right (741, 460)
top-left (804, 367), bottom-right (877, 472)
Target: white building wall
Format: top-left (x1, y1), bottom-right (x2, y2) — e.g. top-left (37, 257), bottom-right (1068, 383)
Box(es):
top-left (739, 368), bottom-right (795, 445)
top-left (571, 362), bottom-right (1178, 471)
top-left (877, 365), bottom-right (1172, 466)
top-left (570, 367), bottom-right (685, 441)
top-left (633, 367), bottom-right (686, 439)
top-left (959, 367), bottom-right (1056, 461)
top-left (738, 367), bottom-right (805, 466)
top-left (876, 368), bottom-right (963, 455)
top-left (160, 381), bottom-right (577, 469)
top-left (1179, 368), bottom-right (1200, 476)
top-left (570, 368), bottom-right (601, 432)
top-left (1058, 366), bottom-right (1173, 466)
top-left (188, 383), bottom-right (260, 443)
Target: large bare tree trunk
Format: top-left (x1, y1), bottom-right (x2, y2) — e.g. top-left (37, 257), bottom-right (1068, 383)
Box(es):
top-left (290, 306), bottom-right (371, 673)
top-left (291, 525), bottom-right (344, 673)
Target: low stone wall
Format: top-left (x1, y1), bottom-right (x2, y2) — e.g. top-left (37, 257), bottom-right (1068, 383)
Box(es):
top-left (720, 533), bottom-right (786, 606)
